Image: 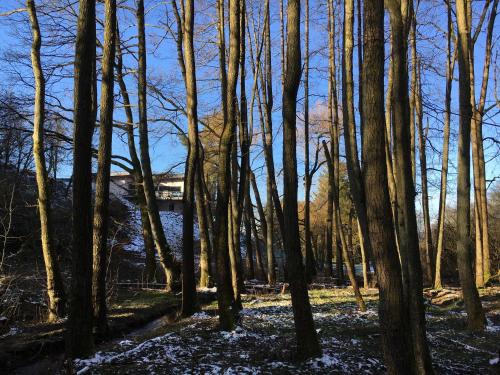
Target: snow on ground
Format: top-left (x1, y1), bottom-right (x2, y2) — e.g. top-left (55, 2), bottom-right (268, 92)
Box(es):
top-left (72, 289), bottom-right (500, 374)
top-left (110, 185), bottom-right (199, 260)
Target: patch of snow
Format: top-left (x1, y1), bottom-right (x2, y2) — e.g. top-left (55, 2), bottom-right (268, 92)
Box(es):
top-left (489, 357), bottom-right (499, 365)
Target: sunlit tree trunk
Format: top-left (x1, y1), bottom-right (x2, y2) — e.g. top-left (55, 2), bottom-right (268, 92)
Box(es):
top-left (415, 61), bottom-right (434, 285)
top-left (27, 0), bottom-right (66, 322)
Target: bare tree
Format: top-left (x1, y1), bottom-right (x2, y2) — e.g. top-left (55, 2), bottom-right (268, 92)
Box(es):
top-left (27, 0), bottom-right (66, 322)
top-left (137, 0), bottom-right (178, 291)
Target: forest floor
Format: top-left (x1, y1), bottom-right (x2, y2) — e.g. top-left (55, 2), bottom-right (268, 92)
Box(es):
top-left (69, 287), bottom-right (500, 375)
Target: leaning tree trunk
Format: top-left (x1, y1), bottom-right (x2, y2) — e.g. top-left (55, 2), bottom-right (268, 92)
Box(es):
top-left (362, 1), bottom-right (414, 372)
top-left (454, 0), bottom-right (486, 332)
top-left (115, 32), bottom-right (156, 282)
top-left (261, 0), bottom-right (285, 241)
top-left (282, 0), bottom-right (321, 359)
top-left (137, 0), bottom-right (178, 291)
top-left (27, 0), bottom-right (66, 323)
top-left (67, 0), bottom-right (96, 358)
top-left (91, 0), bottom-right (116, 336)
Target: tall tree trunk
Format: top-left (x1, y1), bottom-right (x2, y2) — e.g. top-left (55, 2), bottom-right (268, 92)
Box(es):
top-left (470, 0), bottom-right (498, 286)
top-left (91, 0), bottom-right (116, 336)
top-left (434, 2), bottom-right (454, 290)
top-left (260, 0), bottom-right (285, 239)
top-left (415, 61), bottom-right (434, 286)
top-left (324, 142), bottom-right (366, 311)
top-left (214, 0), bottom-right (240, 330)
top-left (137, 0), bottom-right (178, 291)
top-left (362, 1), bottom-right (414, 372)
top-left (282, 0), bottom-right (321, 359)
top-left (67, 0), bottom-right (96, 358)
top-left (327, 0), bottom-right (344, 285)
top-left (409, 11), bottom-right (417, 185)
top-left (454, 0), bottom-right (486, 331)
top-left (178, 0), bottom-right (199, 316)
top-left (115, 32), bottom-right (156, 282)
top-left (341, 0), bottom-right (373, 287)
top-left (303, 0), bottom-right (315, 283)
top-left (386, 1), bottom-right (433, 372)
top-left (27, 0), bottom-right (66, 323)
top-left (325, 143), bottom-right (334, 278)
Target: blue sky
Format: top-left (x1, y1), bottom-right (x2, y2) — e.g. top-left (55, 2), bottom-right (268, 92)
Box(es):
top-left (0, 0), bottom-right (498, 222)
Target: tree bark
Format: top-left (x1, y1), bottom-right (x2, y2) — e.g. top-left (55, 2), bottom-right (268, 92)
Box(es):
top-left (386, 2), bottom-right (434, 372)
top-left (455, 0), bottom-right (486, 331)
top-left (282, 0), bottom-right (321, 359)
top-left (67, 0), bottom-right (96, 358)
top-left (91, 0), bottom-right (116, 336)
top-left (341, 0), bottom-right (374, 288)
top-left (213, 0), bottom-right (240, 330)
top-left (362, 1), bottom-right (414, 372)
top-left (27, 0), bottom-right (66, 323)
top-left (327, 0), bottom-right (344, 286)
top-left (176, 0), bottom-right (199, 316)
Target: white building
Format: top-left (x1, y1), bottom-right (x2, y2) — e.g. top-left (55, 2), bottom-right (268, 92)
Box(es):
top-left (109, 172), bottom-right (185, 213)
